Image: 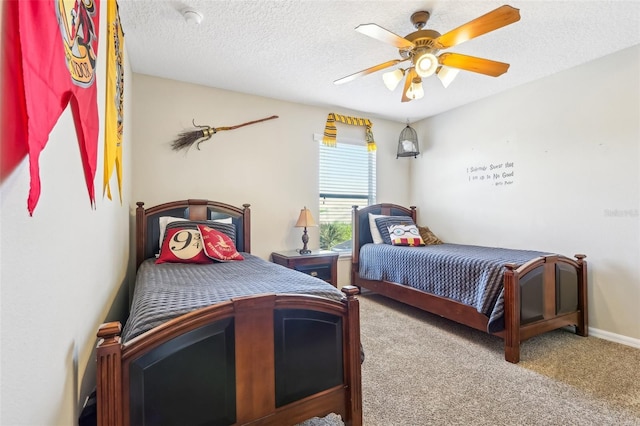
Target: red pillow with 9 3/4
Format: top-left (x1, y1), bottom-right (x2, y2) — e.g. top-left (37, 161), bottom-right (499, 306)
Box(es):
top-left (156, 227), bottom-right (211, 264)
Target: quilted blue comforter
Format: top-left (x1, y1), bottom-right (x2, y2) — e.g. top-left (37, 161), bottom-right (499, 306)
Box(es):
top-left (358, 243), bottom-right (551, 333)
top-left (122, 254), bottom-right (345, 342)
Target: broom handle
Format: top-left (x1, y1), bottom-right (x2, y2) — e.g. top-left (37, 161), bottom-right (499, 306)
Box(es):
top-left (216, 115), bottom-right (278, 131)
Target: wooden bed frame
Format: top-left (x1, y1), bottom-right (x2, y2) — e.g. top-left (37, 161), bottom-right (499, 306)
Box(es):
top-left (351, 203), bottom-right (588, 364)
top-left (96, 199), bottom-right (362, 425)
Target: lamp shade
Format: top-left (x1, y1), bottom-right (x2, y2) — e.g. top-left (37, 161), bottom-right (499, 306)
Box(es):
top-left (383, 68), bottom-right (404, 91)
top-left (407, 79), bottom-right (424, 100)
top-left (396, 124), bottom-right (420, 158)
top-left (295, 207), bottom-right (317, 228)
top-left (437, 66), bottom-right (459, 88)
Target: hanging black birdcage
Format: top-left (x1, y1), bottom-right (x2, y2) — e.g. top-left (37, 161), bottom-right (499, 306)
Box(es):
top-left (396, 123), bottom-right (420, 158)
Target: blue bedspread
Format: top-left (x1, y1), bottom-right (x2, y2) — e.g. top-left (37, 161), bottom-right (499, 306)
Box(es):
top-left (358, 243), bottom-right (551, 332)
top-left (122, 254), bottom-right (345, 342)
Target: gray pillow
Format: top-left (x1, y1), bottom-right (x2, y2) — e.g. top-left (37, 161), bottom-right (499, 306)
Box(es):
top-left (165, 220), bottom-right (236, 247)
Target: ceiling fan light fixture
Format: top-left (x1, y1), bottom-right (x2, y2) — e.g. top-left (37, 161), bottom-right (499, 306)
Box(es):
top-left (382, 68), bottom-right (405, 91)
top-left (414, 52), bottom-right (438, 78)
top-left (407, 79), bottom-right (424, 100)
top-left (437, 66), bottom-right (460, 88)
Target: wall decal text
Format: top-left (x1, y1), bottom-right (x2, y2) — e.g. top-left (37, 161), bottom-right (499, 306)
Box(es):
top-left (467, 161), bottom-right (515, 186)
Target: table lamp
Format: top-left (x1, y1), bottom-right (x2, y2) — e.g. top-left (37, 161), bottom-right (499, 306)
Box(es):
top-left (295, 206), bottom-right (317, 254)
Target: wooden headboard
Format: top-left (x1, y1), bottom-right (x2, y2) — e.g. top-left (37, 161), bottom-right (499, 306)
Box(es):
top-left (351, 203), bottom-right (416, 270)
top-left (135, 199), bottom-right (251, 269)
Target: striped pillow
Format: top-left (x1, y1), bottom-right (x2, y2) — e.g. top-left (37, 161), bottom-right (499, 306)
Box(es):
top-left (374, 216), bottom-right (416, 245)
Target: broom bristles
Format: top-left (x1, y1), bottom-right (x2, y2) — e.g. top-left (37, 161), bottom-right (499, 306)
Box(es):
top-left (171, 129), bottom-right (206, 151)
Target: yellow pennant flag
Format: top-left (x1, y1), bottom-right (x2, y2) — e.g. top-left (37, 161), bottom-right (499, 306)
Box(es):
top-left (103, 0), bottom-right (125, 202)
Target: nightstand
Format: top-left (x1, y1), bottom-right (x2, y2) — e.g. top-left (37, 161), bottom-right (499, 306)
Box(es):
top-left (271, 250), bottom-right (339, 287)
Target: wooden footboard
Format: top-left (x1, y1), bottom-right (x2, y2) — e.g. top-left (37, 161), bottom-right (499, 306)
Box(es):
top-left (351, 203), bottom-right (588, 364)
top-left (502, 254), bottom-right (588, 363)
top-left (96, 287), bottom-right (362, 426)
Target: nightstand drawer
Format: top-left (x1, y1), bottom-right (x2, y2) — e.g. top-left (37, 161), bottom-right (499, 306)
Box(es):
top-left (271, 250), bottom-right (339, 287)
top-left (294, 264), bottom-right (331, 281)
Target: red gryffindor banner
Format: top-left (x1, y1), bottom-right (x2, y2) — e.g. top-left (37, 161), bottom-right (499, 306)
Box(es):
top-left (1, 0), bottom-right (100, 215)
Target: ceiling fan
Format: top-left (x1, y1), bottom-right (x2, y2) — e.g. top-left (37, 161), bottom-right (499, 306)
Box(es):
top-left (334, 5), bottom-right (521, 102)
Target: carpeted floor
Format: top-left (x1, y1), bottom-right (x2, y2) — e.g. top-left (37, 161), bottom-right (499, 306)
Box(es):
top-left (298, 413), bottom-right (345, 426)
top-left (358, 291), bottom-right (640, 425)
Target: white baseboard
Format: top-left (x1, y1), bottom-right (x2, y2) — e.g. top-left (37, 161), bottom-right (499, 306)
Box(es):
top-left (589, 327), bottom-right (640, 349)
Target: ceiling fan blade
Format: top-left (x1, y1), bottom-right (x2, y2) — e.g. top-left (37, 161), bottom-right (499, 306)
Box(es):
top-left (434, 5), bottom-right (521, 49)
top-left (334, 59), bottom-right (405, 85)
top-left (355, 23), bottom-right (415, 49)
top-left (438, 53), bottom-right (510, 77)
top-left (401, 68), bottom-right (416, 103)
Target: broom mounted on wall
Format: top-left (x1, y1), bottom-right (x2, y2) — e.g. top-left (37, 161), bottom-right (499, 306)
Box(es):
top-left (171, 115), bottom-right (279, 152)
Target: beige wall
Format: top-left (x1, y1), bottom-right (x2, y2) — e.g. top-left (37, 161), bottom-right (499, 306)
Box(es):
top-left (0, 2), bottom-right (134, 424)
top-left (412, 45), bottom-right (640, 342)
top-left (337, 256), bottom-right (353, 288)
top-left (131, 74), bottom-right (411, 260)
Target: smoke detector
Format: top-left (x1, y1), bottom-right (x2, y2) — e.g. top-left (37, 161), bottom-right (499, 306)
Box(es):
top-left (182, 9), bottom-right (203, 25)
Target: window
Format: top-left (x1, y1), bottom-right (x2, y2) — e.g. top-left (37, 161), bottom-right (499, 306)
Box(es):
top-left (318, 136), bottom-right (376, 251)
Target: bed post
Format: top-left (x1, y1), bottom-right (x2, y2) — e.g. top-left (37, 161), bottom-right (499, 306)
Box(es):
top-left (341, 285), bottom-right (362, 426)
top-left (242, 203), bottom-right (252, 254)
top-left (351, 206), bottom-right (361, 288)
top-left (503, 263), bottom-right (521, 363)
top-left (96, 322), bottom-right (123, 426)
top-left (575, 254), bottom-right (588, 337)
top-left (135, 202), bottom-right (146, 269)
top-left (409, 205), bottom-right (417, 223)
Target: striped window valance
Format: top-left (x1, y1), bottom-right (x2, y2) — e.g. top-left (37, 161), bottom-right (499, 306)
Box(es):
top-left (322, 113), bottom-right (376, 151)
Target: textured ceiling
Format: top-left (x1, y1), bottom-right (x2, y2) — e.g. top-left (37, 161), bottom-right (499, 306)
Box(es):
top-left (118, 0), bottom-right (640, 123)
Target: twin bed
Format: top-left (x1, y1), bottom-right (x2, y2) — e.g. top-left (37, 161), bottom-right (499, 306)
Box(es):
top-left (351, 203), bottom-right (588, 364)
top-left (96, 199), bottom-right (362, 426)
top-left (95, 198), bottom-right (588, 424)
